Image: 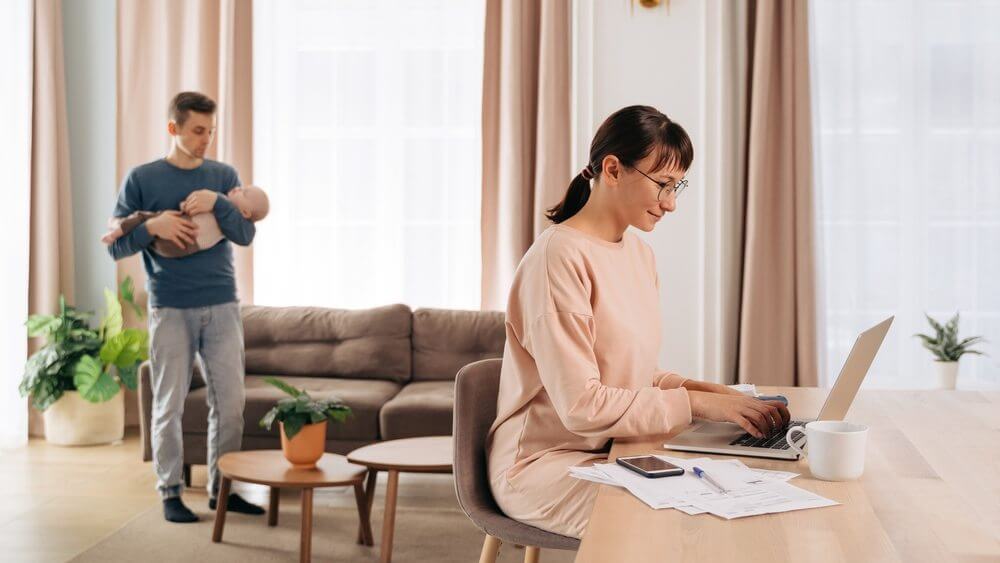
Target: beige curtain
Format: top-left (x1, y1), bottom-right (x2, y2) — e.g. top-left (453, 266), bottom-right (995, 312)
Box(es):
top-left (116, 0), bottom-right (253, 426)
top-left (480, 0), bottom-right (572, 311)
top-left (28, 0), bottom-right (76, 436)
top-left (737, 0), bottom-right (818, 386)
top-left (116, 0), bottom-right (255, 316)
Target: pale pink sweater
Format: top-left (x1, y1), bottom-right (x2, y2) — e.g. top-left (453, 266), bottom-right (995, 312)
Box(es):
top-left (486, 224), bottom-right (692, 537)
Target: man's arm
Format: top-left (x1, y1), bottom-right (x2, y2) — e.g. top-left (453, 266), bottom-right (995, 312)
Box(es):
top-left (107, 174), bottom-right (155, 261)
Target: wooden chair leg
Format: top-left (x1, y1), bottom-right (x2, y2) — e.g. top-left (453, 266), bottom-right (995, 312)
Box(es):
top-left (479, 534), bottom-right (502, 563)
top-left (211, 477), bottom-right (232, 542)
top-left (524, 545), bottom-right (540, 563)
top-left (268, 486), bottom-right (280, 527)
top-left (182, 464), bottom-right (192, 487)
top-left (353, 481), bottom-right (373, 546)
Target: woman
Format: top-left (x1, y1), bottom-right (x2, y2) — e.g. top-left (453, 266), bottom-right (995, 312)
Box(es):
top-left (486, 106), bottom-right (790, 538)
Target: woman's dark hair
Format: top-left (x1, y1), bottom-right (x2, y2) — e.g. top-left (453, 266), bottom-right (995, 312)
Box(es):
top-left (546, 105), bottom-right (694, 223)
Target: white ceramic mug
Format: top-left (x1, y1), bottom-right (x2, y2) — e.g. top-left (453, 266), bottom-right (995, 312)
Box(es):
top-left (785, 420), bottom-right (869, 481)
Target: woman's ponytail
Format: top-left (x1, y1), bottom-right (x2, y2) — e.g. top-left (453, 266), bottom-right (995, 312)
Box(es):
top-left (545, 168), bottom-right (594, 224)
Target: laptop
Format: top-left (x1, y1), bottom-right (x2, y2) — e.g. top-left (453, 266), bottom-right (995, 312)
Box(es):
top-left (664, 316), bottom-right (894, 460)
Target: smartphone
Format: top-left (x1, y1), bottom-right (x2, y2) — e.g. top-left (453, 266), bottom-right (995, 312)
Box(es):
top-left (615, 455), bottom-right (685, 478)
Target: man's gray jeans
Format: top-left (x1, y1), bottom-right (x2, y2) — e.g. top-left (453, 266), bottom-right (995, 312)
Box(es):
top-left (148, 302), bottom-right (245, 500)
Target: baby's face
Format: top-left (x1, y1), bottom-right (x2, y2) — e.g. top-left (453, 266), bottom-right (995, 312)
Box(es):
top-left (227, 186), bottom-right (269, 221)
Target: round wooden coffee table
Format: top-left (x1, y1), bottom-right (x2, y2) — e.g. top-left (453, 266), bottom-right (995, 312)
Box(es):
top-left (212, 450), bottom-right (373, 563)
top-left (347, 436), bottom-right (453, 563)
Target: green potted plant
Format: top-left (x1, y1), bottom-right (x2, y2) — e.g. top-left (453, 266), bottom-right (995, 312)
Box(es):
top-left (914, 312), bottom-right (986, 389)
top-left (19, 277), bottom-right (149, 445)
top-left (259, 377), bottom-right (352, 468)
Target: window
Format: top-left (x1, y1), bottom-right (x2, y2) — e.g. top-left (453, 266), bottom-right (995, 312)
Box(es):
top-left (253, 0), bottom-right (485, 310)
top-left (811, 0), bottom-right (1000, 387)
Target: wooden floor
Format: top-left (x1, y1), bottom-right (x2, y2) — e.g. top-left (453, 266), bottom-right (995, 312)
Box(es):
top-left (0, 431), bottom-right (486, 563)
top-left (0, 431), bottom-right (160, 562)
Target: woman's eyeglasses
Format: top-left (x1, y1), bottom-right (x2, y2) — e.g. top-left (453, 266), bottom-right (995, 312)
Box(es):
top-left (633, 168), bottom-right (688, 200)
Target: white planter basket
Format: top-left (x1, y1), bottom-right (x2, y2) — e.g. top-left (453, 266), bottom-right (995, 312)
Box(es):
top-left (43, 390), bottom-right (125, 446)
top-left (933, 361), bottom-right (959, 390)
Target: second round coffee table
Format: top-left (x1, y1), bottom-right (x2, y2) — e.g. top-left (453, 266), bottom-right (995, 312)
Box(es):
top-left (212, 450), bottom-right (373, 563)
top-left (347, 436), bottom-right (453, 563)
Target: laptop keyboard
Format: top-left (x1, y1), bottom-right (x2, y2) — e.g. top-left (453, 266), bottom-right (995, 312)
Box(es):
top-left (728, 421), bottom-right (807, 450)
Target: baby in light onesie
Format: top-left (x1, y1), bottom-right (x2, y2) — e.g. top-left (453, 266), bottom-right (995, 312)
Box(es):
top-left (101, 185), bottom-right (269, 258)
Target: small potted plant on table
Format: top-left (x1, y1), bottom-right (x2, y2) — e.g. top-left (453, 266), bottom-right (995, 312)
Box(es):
top-left (259, 377), bottom-right (352, 468)
top-left (914, 312), bottom-right (986, 389)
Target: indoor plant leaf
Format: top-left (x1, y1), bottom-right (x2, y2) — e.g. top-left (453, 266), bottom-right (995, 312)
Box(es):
top-left (26, 315), bottom-right (61, 339)
top-left (73, 355), bottom-right (120, 403)
top-left (264, 376), bottom-right (303, 398)
top-left (119, 276), bottom-right (145, 320)
top-left (117, 363), bottom-right (139, 391)
top-left (101, 287), bottom-right (123, 340)
top-left (99, 328), bottom-right (149, 368)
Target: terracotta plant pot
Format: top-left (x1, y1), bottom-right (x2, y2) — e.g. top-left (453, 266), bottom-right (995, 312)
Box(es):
top-left (279, 420), bottom-right (327, 468)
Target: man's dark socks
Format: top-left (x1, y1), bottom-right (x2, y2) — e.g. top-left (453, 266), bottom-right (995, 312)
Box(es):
top-left (209, 492), bottom-right (265, 515)
top-left (163, 497), bottom-right (199, 523)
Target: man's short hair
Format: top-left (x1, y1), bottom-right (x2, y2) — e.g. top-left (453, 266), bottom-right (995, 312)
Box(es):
top-left (168, 91), bottom-right (216, 126)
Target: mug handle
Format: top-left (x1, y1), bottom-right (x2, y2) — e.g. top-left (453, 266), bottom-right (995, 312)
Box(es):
top-left (786, 426), bottom-right (807, 457)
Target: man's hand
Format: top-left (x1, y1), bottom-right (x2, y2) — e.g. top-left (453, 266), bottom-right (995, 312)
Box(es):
top-left (181, 189), bottom-right (218, 216)
top-left (687, 392), bottom-right (790, 439)
top-left (146, 211), bottom-right (198, 249)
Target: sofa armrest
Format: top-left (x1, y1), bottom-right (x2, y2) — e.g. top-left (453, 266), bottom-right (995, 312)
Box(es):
top-left (138, 360), bottom-right (154, 462)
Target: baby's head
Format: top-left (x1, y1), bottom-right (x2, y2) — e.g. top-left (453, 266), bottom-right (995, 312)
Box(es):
top-left (227, 185), bottom-right (270, 221)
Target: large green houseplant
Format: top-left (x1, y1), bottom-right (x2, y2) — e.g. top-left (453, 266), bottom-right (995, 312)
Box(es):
top-left (20, 277), bottom-right (149, 444)
top-left (914, 312), bottom-right (986, 389)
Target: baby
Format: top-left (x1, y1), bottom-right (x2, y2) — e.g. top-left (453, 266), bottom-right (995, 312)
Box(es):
top-left (102, 185), bottom-right (269, 257)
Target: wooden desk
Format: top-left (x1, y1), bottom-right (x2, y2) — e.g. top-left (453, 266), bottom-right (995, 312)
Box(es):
top-left (576, 388), bottom-right (1000, 562)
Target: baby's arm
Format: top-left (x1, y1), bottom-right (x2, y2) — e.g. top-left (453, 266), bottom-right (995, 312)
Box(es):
top-left (102, 211), bottom-right (160, 245)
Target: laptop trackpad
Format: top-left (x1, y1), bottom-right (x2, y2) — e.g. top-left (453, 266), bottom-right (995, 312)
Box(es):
top-left (689, 421), bottom-right (743, 436)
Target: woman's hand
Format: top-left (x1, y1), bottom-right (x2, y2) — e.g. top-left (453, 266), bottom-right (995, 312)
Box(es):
top-left (687, 391), bottom-right (790, 439)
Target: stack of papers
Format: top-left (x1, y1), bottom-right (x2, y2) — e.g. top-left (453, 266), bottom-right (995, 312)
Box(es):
top-left (569, 455), bottom-right (838, 519)
top-left (727, 383), bottom-right (758, 397)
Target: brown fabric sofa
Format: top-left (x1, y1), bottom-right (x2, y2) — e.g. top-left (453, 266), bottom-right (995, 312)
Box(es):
top-left (138, 304), bottom-right (505, 465)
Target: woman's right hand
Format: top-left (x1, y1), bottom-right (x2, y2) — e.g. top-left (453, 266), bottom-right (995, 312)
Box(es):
top-left (687, 391), bottom-right (790, 438)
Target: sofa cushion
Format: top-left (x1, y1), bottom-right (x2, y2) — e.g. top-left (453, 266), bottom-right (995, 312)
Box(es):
top-left (183, 375), bottom-right (402, 441)
top-left (242, 304), bottom-right (412, 383)
top-left (411, 308), bottom-right (505, 381)
top-left (379, 381), bottom-right (455, 440)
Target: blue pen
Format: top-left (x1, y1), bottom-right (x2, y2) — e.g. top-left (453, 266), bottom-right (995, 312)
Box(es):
top-left (692, 466), bottom-right (728, 495)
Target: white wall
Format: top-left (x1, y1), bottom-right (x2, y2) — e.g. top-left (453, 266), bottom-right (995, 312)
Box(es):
top-left (63, 0), bottom-right (117, 316)
top-left (574, 0), bottom-right (741, 383)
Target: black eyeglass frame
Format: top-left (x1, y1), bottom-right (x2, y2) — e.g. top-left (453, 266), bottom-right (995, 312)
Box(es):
top-left (632, 167), bottom-right (689, 200)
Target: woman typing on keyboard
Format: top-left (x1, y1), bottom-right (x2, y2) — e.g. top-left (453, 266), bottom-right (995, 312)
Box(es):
top-left (486, 106), bottom-right (790, 539)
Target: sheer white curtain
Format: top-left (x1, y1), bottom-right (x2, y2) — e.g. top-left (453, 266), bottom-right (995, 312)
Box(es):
top-left (0, 0), bottom-right (33, 447)
top-left (253, 0), bottom-right (484, 310)
top-left (812, 0), bottom-right (1000, 388)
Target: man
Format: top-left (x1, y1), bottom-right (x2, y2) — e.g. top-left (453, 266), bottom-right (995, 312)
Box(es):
top-left (108, 91), bottom-right (264, 523)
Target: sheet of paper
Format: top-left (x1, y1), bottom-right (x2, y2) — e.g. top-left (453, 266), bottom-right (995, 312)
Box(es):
top-left (727, 383), bottom-right (757, 397)
top-left (683, 480), bottom-right (839, 519)
top-left (568, 466), bottom-right (622, 487)
top-left (569, 455), bottom-right (832, 520)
